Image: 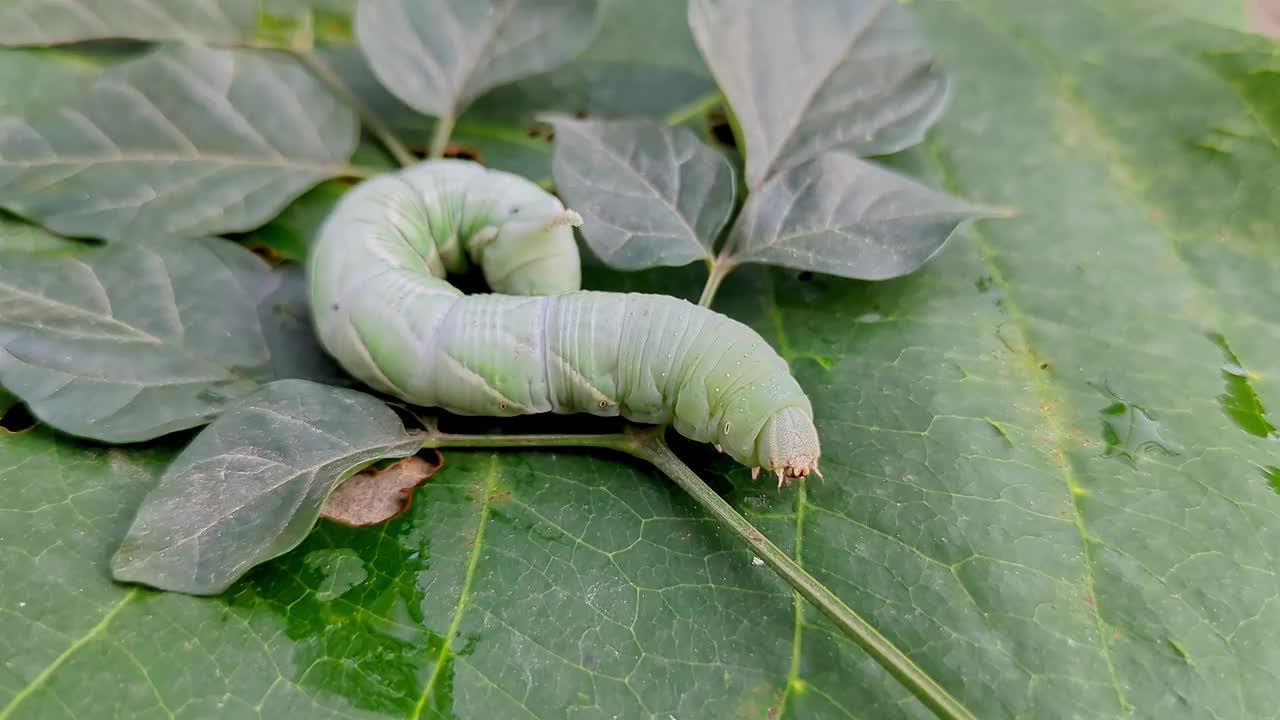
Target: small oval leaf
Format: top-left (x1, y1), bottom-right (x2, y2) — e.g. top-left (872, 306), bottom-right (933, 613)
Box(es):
top-left (354, 0), bottom-right (600, 118)
top-left (728, 153), bottom-right (991, 280)
top-left (689, 0), bottom-right (949, 188)
top-left (0, 44), bottom-right (359, 241)
top-left (111, 379), bottom-right (424, 596)
top-left (550, 117), bottom-right (735, 270)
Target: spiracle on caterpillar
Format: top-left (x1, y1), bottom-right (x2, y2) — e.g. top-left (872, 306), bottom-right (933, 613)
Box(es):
top-left (307, 159), bottom-right (821, 487)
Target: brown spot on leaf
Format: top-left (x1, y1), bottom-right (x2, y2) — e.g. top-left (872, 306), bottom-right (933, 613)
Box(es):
top-left (525, 125), bottom-right (554, 142)
top-left (444, 143), bottom-right (481, 162)
top-left (244, 242), bottom-right (282, 265)
top-left (321, 451), bottom-right (442, 526)
top-left (0, 402), bottom-right (36, 434)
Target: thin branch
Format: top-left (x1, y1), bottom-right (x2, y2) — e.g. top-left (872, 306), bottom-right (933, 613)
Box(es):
top-left (697, 255), bottom-right (736, 307)
top-left (428, 114), bottom-right (456, 159)
top-left (339, 164), bottom-right (392, 179)
top-left (424, 429), bottom-right (632, 452)
top-left (665, 91), bottom-right (724, 127)
top-left (292, 50), bottom-right (418, 167)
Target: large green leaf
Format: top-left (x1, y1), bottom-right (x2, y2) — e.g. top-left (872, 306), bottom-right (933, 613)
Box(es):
top-left (689, 0), bottom-right (949, 188)
top-left (0, 1), bottom-right (256, 46)
top-left (2, 1), bottom-right (1280, 719)
top-left (0, 0), bottom-right (353, 47)
top-left (0, 236), bottom-right (340, 443)
top-left (0, 48), bottom-right (103, 117)
top-left (0, 44), bottom-right (359, 241)
top-left (468, 0), bottom-right (715, 118)
top-left (353, 0), bottom-right (600, 119)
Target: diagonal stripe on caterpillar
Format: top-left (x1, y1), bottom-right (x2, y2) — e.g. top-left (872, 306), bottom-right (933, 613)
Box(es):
top-left (308, 160), bottom-right (820, 485)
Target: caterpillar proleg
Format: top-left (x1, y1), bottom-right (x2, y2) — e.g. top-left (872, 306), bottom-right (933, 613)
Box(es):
top-left (308, 160), bottom-right (821, 484)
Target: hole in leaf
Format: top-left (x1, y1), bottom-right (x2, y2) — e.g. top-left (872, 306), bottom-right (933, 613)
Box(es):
top-left (0, 403), bottom-right (36, 433)
top-left (321, 451), bottom-right (443, 527)
top-left (708, 110), bottom-right (736, 148)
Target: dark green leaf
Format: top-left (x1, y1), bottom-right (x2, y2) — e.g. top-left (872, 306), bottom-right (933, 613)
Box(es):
top-left (0, 237), bottom-right (340, 443)
top-left (550, 117), bottom-right (735, 269)
top-left (0, 44), bottom-right (359, 241)
top-left (0, 0), bottom-right (353, 47)
top-left (0, 1), bottom-right (256, 46)
top-left (354, 0), bottom-right (600, 118)
top-left (111, 379), bottom-right (423, 595)
top-left (689, 0), bottom-right (949, 187)
top-left (727, 152), bottom-right (990, 279)
top-left (255, 262), bottom-right (351, 388)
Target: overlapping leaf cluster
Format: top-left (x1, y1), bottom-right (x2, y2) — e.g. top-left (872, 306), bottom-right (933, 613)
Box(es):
top-left (0, 1), bottom-right (1277, 718)
top-left (0, 0), bottom-right (976, 598)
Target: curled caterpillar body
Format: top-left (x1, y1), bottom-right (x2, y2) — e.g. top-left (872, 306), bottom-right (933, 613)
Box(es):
top-left (308, 160), bottom-right (820, 483)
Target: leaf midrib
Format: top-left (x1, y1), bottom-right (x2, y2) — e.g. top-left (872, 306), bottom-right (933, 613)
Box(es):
top-left (410, 455), bottom-right (498, 719)
top-left (0, 589), bottom-right (140, 720)
top-left (920, 114), bottom-right (1132, 713)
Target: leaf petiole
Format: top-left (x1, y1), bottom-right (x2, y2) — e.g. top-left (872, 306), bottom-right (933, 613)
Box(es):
top-left (292, 50), bottom-right (418, 168)
top-left (664, 90), bottom-right (724, 127)
top-left (698, 255), bottom-right (736, 307)
top-left (428, 114), bottom-right (456, 159)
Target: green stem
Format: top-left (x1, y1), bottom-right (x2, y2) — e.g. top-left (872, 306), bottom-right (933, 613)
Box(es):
top-left (292, 50), bottom-right (417, 168)
top-left (424, 430), bottom-right (632, 452)
top-left (697, 256), bottom-right (736, 307)
top-left (429, 115), bottom-right (456, 159)
top-left (629, 431), bottom-right (976, 720)
top-left (418, 423), bottom-right (973, 720)
top-left (665, 91), bottom-right (724, 127)
top-left (340, 165), bottom-right (391, 179)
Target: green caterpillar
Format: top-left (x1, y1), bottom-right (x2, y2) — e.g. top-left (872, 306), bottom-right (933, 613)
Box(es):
top-left (308, 160), bottom-right (821, 485)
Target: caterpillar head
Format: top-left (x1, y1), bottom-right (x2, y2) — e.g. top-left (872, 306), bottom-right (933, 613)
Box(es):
top-left (755, 407), bottom-right (822, 488)
top-left (477, 209), bottom-right (584, 295)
